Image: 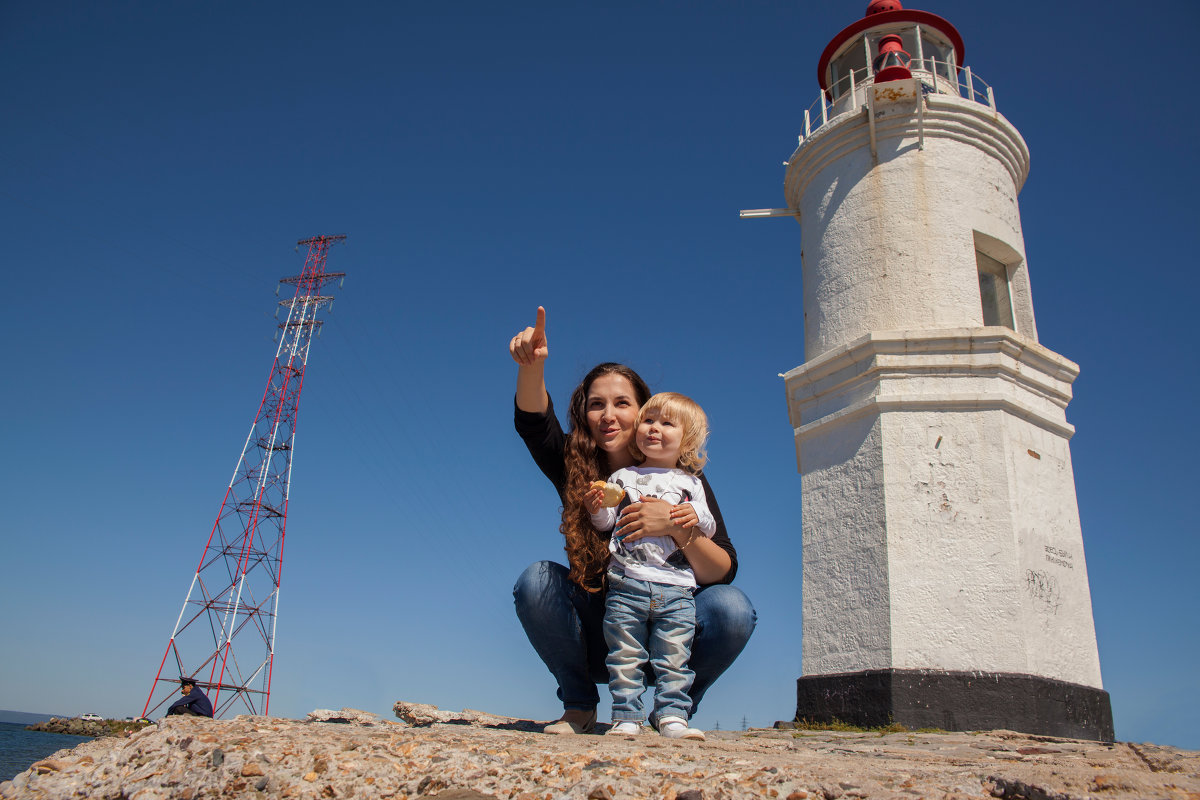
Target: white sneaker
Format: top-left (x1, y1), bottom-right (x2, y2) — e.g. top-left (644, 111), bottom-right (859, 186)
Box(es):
top-left (657, 716), bottom-right (705, 740)
top-left (605, 721), bottom-right (642, 736)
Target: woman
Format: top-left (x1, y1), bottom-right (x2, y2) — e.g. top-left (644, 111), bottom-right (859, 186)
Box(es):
top-left (509, 306), bottom-right (756, 734)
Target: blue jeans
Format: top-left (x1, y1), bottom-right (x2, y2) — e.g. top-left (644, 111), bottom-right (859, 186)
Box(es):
top-left (603, 572), bottom-right (695, 722)
top-left (512, 560), bottom-right (756, 713)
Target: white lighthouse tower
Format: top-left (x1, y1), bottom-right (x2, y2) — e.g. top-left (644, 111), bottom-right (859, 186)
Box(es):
top-left (752, 1), bottom-right (1113, 740)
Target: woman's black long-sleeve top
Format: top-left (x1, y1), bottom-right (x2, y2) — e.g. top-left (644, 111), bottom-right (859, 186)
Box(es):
top-left (514, 396), bottom-right (738, 585)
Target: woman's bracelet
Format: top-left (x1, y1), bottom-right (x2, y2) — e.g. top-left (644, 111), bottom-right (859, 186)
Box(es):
top-left (680, 529), bottom-right (699, 550)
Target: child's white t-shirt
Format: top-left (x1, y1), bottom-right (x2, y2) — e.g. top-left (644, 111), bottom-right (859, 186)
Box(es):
top-left (590, 466), bottom-right (716, 588)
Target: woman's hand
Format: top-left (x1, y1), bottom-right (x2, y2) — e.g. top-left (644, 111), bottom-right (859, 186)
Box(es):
top-left (615, 497), bottom-right (683, 545)
top-left (510, 306), bottom-right (548, 366)
top-left (621, 496), bottom-right (731, 584)
top-left (512, 306), bottom-right (549, 413)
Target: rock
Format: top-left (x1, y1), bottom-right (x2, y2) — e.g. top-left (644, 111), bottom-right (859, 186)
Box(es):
top-left (392, 701), bottom-right (524, 728)
top-left (29, 759), bottom-right (65, 775)
top-left (391, 701), bottom-right (545, 732)
top-left (2, 709), bottom-right (1197, 799)
top-left (417, 775), bottom-right (447, 794)
top-left (306, 708), bottom-right (381, 725)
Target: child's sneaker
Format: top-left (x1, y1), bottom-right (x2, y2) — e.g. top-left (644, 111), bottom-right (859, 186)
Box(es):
top-left (657, 716), bottom-right (705, 740)
top-left (605, 721), bottom-right (642, 736)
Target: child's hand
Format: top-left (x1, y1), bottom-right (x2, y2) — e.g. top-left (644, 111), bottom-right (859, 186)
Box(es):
top-left (669, 503), bottom-right (699, 529)
top-left (584, 484), bottom-right (605, 515)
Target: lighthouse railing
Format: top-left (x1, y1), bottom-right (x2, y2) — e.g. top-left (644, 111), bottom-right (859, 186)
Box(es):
top-left (798, 61), bottom-right (996, 146)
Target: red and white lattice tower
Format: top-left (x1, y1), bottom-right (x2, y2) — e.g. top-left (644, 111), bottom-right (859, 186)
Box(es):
top-left (144, 234), bottom-right (346, 719)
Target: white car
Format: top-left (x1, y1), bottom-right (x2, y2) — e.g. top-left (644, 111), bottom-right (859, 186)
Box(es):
top-left (80, 713), bottom-right (103, 722)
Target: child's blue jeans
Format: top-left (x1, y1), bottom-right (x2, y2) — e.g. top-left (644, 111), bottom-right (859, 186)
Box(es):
top-left (512, 560), bottom-right (757, 714)
top-left (602, 570), bottom-right (696, 724)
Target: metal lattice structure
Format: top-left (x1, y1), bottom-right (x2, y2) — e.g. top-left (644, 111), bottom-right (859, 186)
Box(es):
top-left (144, 234), bottom-right (346, 718)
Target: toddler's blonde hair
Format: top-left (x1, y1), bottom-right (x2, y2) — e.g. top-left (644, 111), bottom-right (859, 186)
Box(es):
top-left (630, 392), bottom-right (709, 474)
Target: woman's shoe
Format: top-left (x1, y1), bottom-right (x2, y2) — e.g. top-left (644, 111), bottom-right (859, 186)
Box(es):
top-left (604, 721), bottom-right (642, 736)
top-left (544, 708), bottom-right (596, 735)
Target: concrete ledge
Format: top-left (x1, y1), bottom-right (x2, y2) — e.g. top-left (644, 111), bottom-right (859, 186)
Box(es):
top-left (783, 328), bottom-right (1081, 447)
top-left (793, 668), bottom-right (1114, 742)
top-left (785, 91), bottom-right (1031, 205)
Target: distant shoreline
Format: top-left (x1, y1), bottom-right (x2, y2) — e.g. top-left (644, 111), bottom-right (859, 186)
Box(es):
top-left (24, 718), bottom-right (149, 739)
top-left (0, 711), bottom-right (65, 726)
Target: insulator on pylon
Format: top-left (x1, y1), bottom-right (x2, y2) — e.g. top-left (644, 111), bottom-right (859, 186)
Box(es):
top-left (143, 234), bottom-right (346, 720)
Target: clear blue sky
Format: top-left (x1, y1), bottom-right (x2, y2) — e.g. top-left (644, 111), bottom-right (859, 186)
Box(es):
top-left (2, 1), bottom-right (1197, 748)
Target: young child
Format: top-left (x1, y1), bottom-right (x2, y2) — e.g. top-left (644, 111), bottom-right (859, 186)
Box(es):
top-left (585, 391), bottom-right (714, 740)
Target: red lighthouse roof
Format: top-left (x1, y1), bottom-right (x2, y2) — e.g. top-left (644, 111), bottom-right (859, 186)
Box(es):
top-left (816, 1), bottom-right (964, 97)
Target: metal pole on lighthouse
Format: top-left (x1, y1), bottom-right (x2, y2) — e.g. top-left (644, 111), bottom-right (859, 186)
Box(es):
top-left (744, 1), bottom-right (1113, 740)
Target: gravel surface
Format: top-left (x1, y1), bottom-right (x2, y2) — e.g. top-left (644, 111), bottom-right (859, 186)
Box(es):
top-left (3, 705), bottom-right (1197, 799)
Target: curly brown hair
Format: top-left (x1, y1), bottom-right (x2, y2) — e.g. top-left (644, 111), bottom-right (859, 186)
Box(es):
top-left (561, 363), bottom-right (651, 592)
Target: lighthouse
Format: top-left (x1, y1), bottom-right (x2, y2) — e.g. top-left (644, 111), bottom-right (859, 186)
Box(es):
top-left (750, 1), bottom-right (1114, 740)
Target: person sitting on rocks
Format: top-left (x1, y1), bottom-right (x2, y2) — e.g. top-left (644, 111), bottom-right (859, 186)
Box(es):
top-left (166, 677), bottom-right (214, 717)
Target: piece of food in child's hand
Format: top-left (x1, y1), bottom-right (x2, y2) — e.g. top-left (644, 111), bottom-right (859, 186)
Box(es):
top-left (590, 480), bottom-right (625, 508)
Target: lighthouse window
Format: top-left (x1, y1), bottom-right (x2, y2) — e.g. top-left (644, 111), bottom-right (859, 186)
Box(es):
top-left (918, 31), bottom-right (954, 80)
top-left (829, 37), bottom-right (869, 99)
top-left (977, 250), bottom-right (1015, 328)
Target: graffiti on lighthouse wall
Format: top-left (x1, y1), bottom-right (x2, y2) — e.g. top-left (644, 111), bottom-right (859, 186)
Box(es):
top-left (1043, 545), bottom-right (1074, 569)
top-left (1025, 545), bottom-right (1077, 616)
top-left (1024, 567), bottom-right (1062, 615)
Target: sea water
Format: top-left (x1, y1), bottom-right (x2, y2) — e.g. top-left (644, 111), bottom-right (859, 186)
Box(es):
top-left (0, 721), bottom-right (93, 782)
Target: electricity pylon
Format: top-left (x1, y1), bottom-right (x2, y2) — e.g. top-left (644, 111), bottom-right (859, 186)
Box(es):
top-left (143, 234), bottom-right (346, 718)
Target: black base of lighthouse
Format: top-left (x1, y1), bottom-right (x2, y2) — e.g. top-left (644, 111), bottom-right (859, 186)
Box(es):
top-left (787, 669), bottom-right (1113, 742)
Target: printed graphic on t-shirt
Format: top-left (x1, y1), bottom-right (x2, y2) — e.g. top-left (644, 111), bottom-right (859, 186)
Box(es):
top-left (610, 472), bottom-right (692, 569)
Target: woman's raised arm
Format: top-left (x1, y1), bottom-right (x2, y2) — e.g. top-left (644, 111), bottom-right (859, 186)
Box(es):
top-left (510, 306), bottom-right (549, 414)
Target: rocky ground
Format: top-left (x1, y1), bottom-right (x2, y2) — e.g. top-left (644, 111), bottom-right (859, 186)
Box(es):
top-left (3, 703), bottom-right (1198, 799)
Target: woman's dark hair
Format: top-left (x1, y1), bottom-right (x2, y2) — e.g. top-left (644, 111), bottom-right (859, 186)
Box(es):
top-left (561, 363), bottom-right (651, 591)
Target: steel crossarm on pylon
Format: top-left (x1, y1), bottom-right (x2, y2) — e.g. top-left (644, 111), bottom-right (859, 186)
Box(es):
top-left (143, 234), bottom-right (346, 719)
